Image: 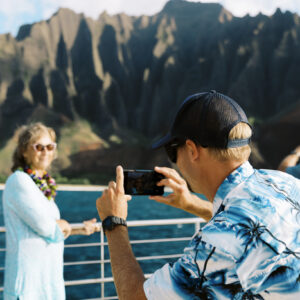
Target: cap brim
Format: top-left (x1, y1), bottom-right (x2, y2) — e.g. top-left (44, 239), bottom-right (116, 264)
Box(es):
top-left (151, 133), bottom-right (174, 149)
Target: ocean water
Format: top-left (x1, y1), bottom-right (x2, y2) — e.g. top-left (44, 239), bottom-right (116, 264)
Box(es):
top-left (0, 190), bottom-right (200, 299)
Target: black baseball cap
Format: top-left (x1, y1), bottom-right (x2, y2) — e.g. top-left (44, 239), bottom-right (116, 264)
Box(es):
top-left (152, 90), bottom-right (251, 149)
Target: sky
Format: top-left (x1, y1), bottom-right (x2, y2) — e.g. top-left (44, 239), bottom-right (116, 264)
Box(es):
top-left (0, 0), bottom-right (300, 37)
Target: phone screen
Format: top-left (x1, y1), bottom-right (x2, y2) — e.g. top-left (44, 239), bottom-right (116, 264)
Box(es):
top-left (123, 169), bottom-right (164, 196)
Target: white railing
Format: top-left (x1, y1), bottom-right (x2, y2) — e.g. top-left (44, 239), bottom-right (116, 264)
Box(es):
top-left (0, 217), bottom-right (204, 299)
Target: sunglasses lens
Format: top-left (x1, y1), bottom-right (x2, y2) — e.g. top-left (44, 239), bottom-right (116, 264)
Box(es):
top-left (46, 143), bottom-right (56, 151)
top-left (165, 139), bottom-right (186, 163)
top-left (165, 144), bottom-right (178, 163)
top-left (35, 144), bottom-right (44, 151)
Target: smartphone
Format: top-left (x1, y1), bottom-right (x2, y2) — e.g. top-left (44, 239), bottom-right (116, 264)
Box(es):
top-left (123, 169), bottom-right (165, 196)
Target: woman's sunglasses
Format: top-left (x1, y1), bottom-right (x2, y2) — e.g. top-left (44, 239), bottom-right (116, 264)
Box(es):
top-left (32, 143), bottom-right (57, 152)
top-left (165, 140), bottom-right (186, 163)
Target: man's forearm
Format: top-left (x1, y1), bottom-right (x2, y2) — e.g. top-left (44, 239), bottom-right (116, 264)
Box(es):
top-left (106, 226), bottom-right (147, 300)
top-left (184, 194), bottom-right (213, 221)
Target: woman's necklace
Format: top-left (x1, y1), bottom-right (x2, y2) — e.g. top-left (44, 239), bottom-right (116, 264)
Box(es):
top-left (20, 166), bottom-right (57, 201)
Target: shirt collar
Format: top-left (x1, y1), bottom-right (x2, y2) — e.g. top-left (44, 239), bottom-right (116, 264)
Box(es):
top-left (213, 161), bottom-right (254, 216)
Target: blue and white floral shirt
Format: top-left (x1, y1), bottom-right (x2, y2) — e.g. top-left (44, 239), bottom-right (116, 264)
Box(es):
top-left (144, 162), bottom-right (300, 299)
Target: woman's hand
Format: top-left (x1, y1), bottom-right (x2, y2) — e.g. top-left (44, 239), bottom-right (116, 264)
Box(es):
top-left (149, 166), bottom-right (213, 221)
top-left (56, 219), bottom-right (72, 239)
top-left (82, 218), bottom-right (98, 235)
top-left (69, 218), bottom-right (99, 236)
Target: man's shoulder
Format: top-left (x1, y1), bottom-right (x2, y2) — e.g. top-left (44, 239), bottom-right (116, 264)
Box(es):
top-left (229, 167), bottom-right (300, 202)
top-left (253, 167), bottom-right (300, 198)
top-left (205, 167), bottom-right (300, 257)
top-left (255, 167), bottom-right (300, 183)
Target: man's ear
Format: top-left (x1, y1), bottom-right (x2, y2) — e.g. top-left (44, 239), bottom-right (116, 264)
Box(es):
top-left (185, 139), bottom-right (200, 161)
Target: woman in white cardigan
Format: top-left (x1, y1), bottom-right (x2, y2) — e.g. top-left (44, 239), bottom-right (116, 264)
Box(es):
top-left (2, 123), bottom-right (97, 300)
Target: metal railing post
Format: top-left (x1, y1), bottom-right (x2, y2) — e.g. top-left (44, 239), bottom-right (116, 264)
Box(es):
top-left (194, 220), bottom-right (201, 232)
top-left (100, 227), bottom-right (105, 298)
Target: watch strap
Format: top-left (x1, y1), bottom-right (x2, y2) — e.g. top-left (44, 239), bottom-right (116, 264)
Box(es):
top-left (102, 216), bottom-right (127, 234)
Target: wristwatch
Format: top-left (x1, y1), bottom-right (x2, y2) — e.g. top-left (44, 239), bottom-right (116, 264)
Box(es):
top-left (102, 216), bottom-right (127, 234)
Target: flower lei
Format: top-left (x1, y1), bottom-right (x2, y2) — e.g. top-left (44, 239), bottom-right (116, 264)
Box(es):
top-left (20, 166), bottom-right (57, 201)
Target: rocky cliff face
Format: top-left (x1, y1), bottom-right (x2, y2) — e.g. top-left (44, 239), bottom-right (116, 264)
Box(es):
top-left (0, 0), bottom-right (300, 180)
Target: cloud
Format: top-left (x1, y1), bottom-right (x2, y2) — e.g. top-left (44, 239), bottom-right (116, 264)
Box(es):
top-left (0, 0), bottom-right (300, 36)
top-left (0, 0), bottom-right (168, 35)
top-left (39, 0), bottom-right (167, 19)
top-left (200, 0), bottom-right (300, 16)
top-left (0, 0), bottom-right (42, 35)
top-left (0, 0), bottom-right (36, 15)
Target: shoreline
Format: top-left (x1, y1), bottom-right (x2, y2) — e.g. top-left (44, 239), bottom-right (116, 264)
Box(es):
top-left (0, 183), bottom-right (107, 191)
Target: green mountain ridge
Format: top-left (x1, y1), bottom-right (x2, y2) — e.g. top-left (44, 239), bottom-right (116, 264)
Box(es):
top-left (0, 0), bottom-right (300, 182)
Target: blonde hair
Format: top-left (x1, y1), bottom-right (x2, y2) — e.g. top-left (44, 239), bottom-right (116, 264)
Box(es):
top-left (11, 122), bottom-right (56, 172)
top-left (208, 122), bottom-right (252, 162)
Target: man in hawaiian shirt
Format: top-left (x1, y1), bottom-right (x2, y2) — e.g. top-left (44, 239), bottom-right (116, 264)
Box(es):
top-left (96, 90), bottom-right (300, 299)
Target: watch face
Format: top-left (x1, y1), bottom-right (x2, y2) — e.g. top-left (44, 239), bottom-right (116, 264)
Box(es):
top-left (104, 217), bottom-right (114, 231)
top-left (103, 216), bottom-right (127, 233)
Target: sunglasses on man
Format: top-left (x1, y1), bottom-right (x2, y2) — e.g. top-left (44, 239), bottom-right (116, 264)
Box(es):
top-left (32, 143), bottom-right (57, 152)
top-left (164, 139), bottom-right (186, 163)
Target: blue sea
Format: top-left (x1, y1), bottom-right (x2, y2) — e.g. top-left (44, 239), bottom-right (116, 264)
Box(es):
top-left (0, 189), bottom-right (200, 299)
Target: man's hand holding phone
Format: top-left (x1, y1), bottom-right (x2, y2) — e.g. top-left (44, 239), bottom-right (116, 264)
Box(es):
top-left (150, 166), bottom-right (213, 221)
top-left (149, 167), bottom-right (192, 210)
top-left (96, 165), bottom-right (212, 222)
top-left (96, 165), bottom-right (132, 221)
